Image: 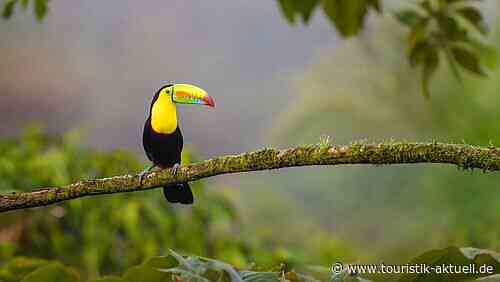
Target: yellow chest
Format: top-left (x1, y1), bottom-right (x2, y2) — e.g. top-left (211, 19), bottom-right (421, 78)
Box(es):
top-left (151, 94), bottom-right (177, 134)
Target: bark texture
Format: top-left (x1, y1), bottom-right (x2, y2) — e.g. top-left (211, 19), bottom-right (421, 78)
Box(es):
top-left (2, 142), bottom-right (500, 213)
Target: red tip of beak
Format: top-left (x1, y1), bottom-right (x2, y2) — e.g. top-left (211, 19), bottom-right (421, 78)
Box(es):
top-left (204, 95), bottom-right (215, 108)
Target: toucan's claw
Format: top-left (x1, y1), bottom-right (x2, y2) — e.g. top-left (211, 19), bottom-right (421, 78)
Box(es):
top-left (172, 163), bottom-right (180, 176)
top-left (138, 164), bottom-right (156, 185)
top-left (138, 171), bottom-right (147, 185)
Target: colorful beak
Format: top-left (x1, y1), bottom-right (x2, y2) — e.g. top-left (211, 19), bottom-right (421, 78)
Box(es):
top-left (172, 83), bottom-right (215, 108)
top-left (202, 95), bottom-right (215, 107)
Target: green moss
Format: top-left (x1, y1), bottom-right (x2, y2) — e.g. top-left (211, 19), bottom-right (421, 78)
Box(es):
top-left (348, 142), bottom-right (365, 159)
top-left (318, 135), bottom-right (331, 150)
top-left (46, 191), bottom-right (55, 202)
top-left (4, 141), bottom-right (500, 213)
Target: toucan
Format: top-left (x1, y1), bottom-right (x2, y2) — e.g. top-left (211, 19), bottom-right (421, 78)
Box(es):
top-left (140, 83), bottom-right (215, 204)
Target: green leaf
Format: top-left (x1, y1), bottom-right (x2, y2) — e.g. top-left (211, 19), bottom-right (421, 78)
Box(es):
top-left (451, 47), bottom-right (485, 76)
top-left (294, 0), bottom-right (320, 23)
top-left (398, 247), bottom-right (500, 282)
top-left (167, 249), bottom-right (197, 272)
top-left (277, 0), bottom-right (297, 24)
top-left (122, 265), bottom-right (170, 282)
top-left (407, 18), bottom-right (429, 56)
top-left (409, 41), bottom-right (433, 67)
top-left (456, 6), bottom-right (487, 34)
top-left (162, 268), bottom-right (211, 281)
top-left (437, 15), bottom-right (467, 42)
top-left (367, 0), bottom-right (381, 12)
top-left (446, 0), bottom-right (481, 5)
top-left (33, 0), bottom-right (47, 21)
top-left (157, 251), bottom-right (236, 281)
top-left (203, 268), bottom-right (229, 282)
top-left (322, 0), bottom-right (370, 37)
top-left (200, 257), bottom-right (241, 281)
top-left (468, 274), bottom-right (500, 281)
top-left (284, 271), bottom-right (322, 282)
top-left (444, 46), bottom-right (463, 84)
top-left (2, 0), bottom-right (18, 19)
top-left (20, 0), bottom-right (29, 8)
top-left (460, 247), bottom-right (500, 264)
top-left (20, 264), bottom-right (79, 282)
top-left (394, 10), bottom-right (425, 28)
top-left (277, 0), bottom-right (379, 36)
top-left (467, 39), bottom-right (497, 69)
top-left (419, 0), bottom-right (433, 14)
top-left (421, 48), bottom-right (439, 99)
top-left (3, 257), bottom-right (52, 280)
top-left (240, 271), bottom-right (280, 282)
top-left (329, 271), bottom-right (371, 282)
top-left (322, 0), bottom-right (338, 29)
top-left (105, 255), bottom-right (180, 282)
top-left (143, 256), bottom-right (179, 270)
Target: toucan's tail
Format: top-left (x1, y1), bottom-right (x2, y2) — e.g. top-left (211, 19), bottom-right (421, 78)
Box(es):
top-left (163, 182), bottom-right (194, 205)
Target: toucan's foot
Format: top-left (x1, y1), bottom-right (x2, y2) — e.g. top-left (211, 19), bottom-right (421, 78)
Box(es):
top-left (138, 171), bottom-right (147, 185)
top-left (172, 163), bottom-right (180, 176)
top-left (138, 164), bottom-right (156, 185)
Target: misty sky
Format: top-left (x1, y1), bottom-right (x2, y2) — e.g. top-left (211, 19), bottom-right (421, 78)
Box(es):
top-left (0, 0), bottom-right (338, 159)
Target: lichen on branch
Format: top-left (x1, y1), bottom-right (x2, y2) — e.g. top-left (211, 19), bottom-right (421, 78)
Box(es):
top-left (1, 142), bottom-right (500, 213)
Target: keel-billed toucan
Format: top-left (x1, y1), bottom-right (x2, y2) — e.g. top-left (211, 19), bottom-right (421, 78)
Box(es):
top-left (141, 83), bottom-right (215, 204)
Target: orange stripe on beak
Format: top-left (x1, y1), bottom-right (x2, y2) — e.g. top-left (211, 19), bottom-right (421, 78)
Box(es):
top-left (175, 91), bottom-right (192, 97)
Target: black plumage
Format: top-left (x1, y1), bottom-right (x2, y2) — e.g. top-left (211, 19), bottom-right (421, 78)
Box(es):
top-left (142, 89), bottom-right (194, 204)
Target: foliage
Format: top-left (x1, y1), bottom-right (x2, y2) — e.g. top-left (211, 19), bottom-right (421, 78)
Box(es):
top-left (394, 0), bottom-right (496, 97)
top-left (396, 247), bottom-right (500, 281)
top-left (0, 257), bottom-right (79, 282)
top-left (265, 10), bottom-right (500, 265)
top-left (277, 0), bottom-right (381, 36)
top-left (0, 250), bottom-right (314, 282)
top-left (1, 0), bottom-right (47, 21)
top-left (1, 0), bottom-right (496, 98)
top-left (275, 0), bottom-right (495, 97)
top-left (0, 127), bottom-right (366, 280)
top-left (0, 127), bottom-right (248, 280)
top-left (1, 247), bottom-right (499, 281)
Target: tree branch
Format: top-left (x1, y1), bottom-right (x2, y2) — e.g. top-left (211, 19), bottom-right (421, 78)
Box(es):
top-left (2, 142), bottom-right (500, 213)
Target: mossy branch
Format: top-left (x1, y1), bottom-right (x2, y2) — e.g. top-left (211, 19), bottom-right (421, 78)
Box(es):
top-left (2, 142), bottom-right (500, 213)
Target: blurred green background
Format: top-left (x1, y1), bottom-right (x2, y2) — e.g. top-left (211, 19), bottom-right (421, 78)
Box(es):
top-left (1, 0), bottom-right (499, 281)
